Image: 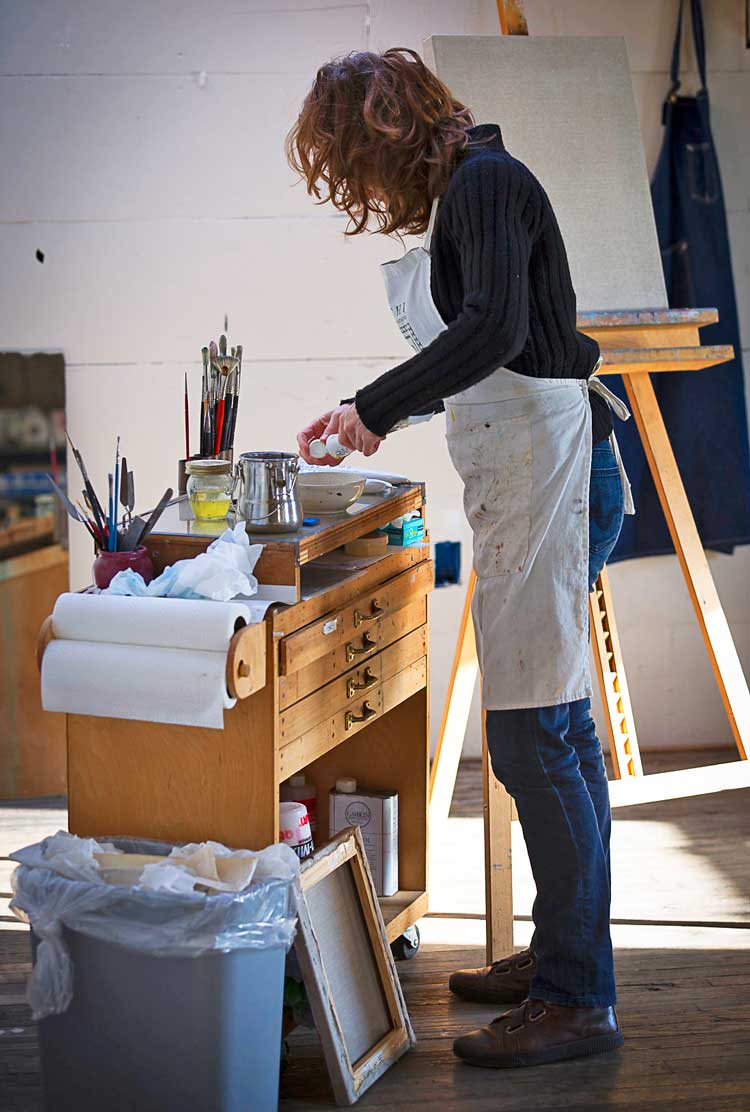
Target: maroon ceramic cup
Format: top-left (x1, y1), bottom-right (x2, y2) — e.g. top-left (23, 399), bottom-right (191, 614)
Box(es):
top-left (92, 545), bottom-right (154, 591)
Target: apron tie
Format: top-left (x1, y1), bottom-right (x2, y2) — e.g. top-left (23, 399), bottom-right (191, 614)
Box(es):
top-left (587, 359), bottom-right (636, 516)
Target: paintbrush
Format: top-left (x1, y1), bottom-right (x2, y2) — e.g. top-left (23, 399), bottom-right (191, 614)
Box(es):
top-left (220, 348), bottom-right (237, 452)
top-left (214, 362), bottom-right (232, 455)
top-left (47, 474), bottom-right (90, 530)
top-left (228, 343), bottom-right (242, 449)
top-left (220, 368), bottom-right (235, 453)
top-left (201, 346), bottom-right (210, 455)
top-left (74, 499), bottom-right (101, 545)
top-left (111, 437), bottom-right (121, 552)
top-left (66, 431), bottom-right (107, 538)
top-left (107, 473), bottom-right (114, 552)
top-left (184, 372), bottom-right (190, 460)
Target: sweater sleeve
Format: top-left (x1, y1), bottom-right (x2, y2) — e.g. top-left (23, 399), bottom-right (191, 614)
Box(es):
top-left (354, 157), bottom-right (536, 436)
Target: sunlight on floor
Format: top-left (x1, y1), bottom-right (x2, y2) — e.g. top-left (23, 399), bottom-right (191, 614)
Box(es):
top-left (427, 812), bottom-right (750, 951)
top-left (2, 800), bottom-right (749, 953)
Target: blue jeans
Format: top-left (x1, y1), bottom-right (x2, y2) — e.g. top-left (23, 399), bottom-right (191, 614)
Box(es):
top-left (485, 439), bottom-right (625, 1007)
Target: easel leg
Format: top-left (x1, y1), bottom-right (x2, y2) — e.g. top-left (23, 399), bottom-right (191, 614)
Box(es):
top-left (624, 373), bottom-right (750, 756)
top-left (429, 570), bottom-right (479, 826)
top-left (590, 567), bottom-right (643, 778)
top-left (482, 709), bottom-right (513, 963)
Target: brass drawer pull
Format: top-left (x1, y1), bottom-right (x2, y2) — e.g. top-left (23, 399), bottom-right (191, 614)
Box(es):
top-left (345, 632), bottom-right (377, 661)
top-left (347, 667), bottom-right (377, 699)
top-left (353, 599), bottom-right (384, 627)
top-left (345, 701), bottom-right (377, 730)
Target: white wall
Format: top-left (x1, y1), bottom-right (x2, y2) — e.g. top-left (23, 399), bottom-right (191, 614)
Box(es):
top-left (1, 0), bottom-right (747, 754)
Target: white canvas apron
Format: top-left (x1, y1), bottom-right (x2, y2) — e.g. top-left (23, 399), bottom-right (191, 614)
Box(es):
top-left (381, 197), bottom-right (634, 710)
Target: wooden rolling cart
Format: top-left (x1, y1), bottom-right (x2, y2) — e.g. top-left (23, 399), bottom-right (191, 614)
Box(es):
top-left (58, 482), bottom-right (432, 949)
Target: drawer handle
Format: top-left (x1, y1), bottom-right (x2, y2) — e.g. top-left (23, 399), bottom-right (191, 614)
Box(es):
top-left (347, 667), bottom-right (378, 699)
top-left (346, 632), bottom-right (377, 662)
top-left (353, 599), bottom-right (384, 627)
top-left (345, 701), bottom-right (377, 730)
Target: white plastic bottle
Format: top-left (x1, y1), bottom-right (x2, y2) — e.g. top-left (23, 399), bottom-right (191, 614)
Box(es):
top-left (280, 773), bottom-right (318, 833)
top-left (309, 434), bottom-right (350, 460)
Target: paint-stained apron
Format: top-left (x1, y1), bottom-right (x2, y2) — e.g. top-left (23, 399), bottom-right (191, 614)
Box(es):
top-left (381, 198), bottom-right (633, 709)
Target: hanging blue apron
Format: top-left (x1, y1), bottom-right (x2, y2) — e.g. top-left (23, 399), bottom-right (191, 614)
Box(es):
top-left (609, 0), bottom-right (750, 561)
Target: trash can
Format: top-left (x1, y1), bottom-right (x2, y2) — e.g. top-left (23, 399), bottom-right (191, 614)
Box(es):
top-left (10, 834), bottom-right (299, 1112)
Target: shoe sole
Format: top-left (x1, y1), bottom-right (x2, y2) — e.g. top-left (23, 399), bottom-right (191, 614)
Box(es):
top-left (455, 1032), bottom-right (625, 1069)
top-left (449, 984), bottom-right (530, 1006)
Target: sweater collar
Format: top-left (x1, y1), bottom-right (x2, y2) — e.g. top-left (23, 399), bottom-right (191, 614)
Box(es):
top-left (465, 123), bottom-right (505, 153)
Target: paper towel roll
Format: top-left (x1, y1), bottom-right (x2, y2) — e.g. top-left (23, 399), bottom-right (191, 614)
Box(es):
top-left (51, 594), bottom-right (250, 652)
top-left (42, 641), bottom-right (236, 729)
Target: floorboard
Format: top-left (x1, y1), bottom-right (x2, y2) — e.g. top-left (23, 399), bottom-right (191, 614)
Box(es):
top-left (1, 751), bottom-right (748, 1110)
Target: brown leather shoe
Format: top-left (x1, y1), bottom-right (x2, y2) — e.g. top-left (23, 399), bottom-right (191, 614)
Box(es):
top-left (449, 948), bottom-right (536, 1005)
top-left (453, 998), bottom-right (624, 1068)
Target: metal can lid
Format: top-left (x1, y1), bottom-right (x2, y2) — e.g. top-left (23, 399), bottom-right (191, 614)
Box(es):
top-left (185, 458), bottom-right (232, 476)
top-left (335, 777), bottom-right (357, 793)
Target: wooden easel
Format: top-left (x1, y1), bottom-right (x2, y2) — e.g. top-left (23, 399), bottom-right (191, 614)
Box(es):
top-left (429, 308), bottom-right (750, 961)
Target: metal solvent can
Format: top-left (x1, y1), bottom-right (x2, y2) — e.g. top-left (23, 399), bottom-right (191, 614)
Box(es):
top-left (329, 778), bottom-right (398, 896)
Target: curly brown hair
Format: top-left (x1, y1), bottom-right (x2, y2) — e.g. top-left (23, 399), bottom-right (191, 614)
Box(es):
top-left (285, 47), bottom-right (474, 236)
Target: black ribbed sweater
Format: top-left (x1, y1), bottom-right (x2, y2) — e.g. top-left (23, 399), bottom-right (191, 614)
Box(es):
top-left (354, 124), bottom-right (612, 444)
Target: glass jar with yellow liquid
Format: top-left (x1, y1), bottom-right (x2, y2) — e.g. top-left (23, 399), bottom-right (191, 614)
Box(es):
top-left (185, 458), bottom-right (233, 521)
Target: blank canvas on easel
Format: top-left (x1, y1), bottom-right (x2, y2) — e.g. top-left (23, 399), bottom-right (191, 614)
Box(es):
top-left (424, 35), bottom-right (667, 311)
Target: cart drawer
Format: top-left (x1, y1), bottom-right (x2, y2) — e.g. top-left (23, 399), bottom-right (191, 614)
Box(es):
top-left (278, 655), bottom-right (427, 779)
top-left (279, 625), bottom-right (427, 743)
top-left (278, 597), bottom-right (427, 709)
top-left (279, 560), bottom-right (433, 677)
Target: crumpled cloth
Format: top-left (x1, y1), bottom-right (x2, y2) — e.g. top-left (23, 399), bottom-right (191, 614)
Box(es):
top-left (106, 522), bottom-right (263, 602)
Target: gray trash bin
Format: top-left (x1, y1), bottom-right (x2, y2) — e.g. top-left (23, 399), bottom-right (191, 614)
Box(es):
top-left (11, 835), bottom-right (299, 1112)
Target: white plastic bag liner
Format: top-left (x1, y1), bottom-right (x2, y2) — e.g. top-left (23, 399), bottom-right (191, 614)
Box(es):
top-left (10, 835), bottom-right (299, 1020)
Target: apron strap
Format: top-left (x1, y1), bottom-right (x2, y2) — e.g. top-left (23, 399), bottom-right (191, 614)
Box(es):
top-left (691, 0), bottom-right (707, 93)
top-left (609, 429), bottom-right (636, 516)
top-left (587, 366), bottom-right (636, 515)
top-left (668, 0), bottom-right (707, 102)
top-left (424, 197), bottom-right (440, 252)
top-left (588, 375), bottom-right (632, 424)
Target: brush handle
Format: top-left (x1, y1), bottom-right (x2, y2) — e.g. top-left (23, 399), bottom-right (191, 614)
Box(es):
top-left (227, 387), bottom-right (239, 449)
top-left (184, 374), bottom-right (190, 459)
top-left (214, 398), bottom-right (225, 456)
top-left (202, 398), bottom-right (213, 458)
top-left (220, 394), bottom-right (235, 453)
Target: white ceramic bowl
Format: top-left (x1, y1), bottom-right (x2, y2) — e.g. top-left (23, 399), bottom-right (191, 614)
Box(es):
top-left (297, 469), bottom-right (366, 514)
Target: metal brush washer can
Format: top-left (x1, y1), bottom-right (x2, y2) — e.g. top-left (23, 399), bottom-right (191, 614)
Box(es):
top-left (234, 451), bottom-right (303, 533)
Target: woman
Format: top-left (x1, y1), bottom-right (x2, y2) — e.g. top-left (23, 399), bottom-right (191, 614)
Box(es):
top-left (288, 48), bottom-right (632, 1070)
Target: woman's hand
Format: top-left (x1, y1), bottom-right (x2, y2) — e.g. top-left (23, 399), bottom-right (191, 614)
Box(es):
top-left (297, 403), bottom-right (383, 465)
top-left (297, 405), bottom-right (347, 466)
top-left (337, 403), bottom-right (384, 457)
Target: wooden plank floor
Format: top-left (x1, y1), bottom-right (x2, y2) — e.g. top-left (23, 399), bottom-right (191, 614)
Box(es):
top-left (2, 751), bottom-right (749, 1110)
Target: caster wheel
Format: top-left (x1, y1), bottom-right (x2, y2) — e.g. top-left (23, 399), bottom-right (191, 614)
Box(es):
top-left (391, 924), bottom-right (420, 961)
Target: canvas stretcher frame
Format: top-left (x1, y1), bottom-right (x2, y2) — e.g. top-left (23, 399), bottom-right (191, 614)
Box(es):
top-left (293, 826), bottom-right (415, 1105)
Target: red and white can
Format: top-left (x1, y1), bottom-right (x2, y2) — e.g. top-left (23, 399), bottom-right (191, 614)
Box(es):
top-left (279, 801), bottom-right (314, 860)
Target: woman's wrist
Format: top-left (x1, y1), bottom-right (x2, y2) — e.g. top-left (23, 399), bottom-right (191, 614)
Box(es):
top-left (353, 389), bottom-right (391, 438)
